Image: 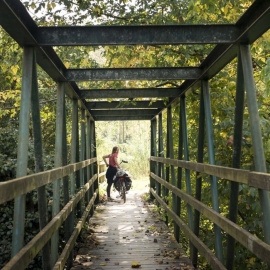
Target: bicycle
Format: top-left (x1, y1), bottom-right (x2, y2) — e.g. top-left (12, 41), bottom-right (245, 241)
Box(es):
top-left (113, 160), bottom-right (132, 203)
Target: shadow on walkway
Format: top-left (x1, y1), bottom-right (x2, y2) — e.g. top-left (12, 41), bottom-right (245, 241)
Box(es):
top-left (71, 190), bottom-right (194, 270)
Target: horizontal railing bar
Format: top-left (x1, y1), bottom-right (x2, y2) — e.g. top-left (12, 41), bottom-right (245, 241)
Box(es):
top-left (2, 174), bottom-right (98, 270)
top-left (53, 188), bottom-right (98, 270)
top-left (98, 172), bottom-right (106, 178)
top-left (0, 158), bottom-right (97, 204)
top-left (151, 172), bottom-right (270, 265)
top-left (150, 156), bottom-right (270, 191)
top-left (150, 188), bottom-right (226, 270)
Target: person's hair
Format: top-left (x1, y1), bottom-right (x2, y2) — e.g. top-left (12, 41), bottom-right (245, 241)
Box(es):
top-left (112, 146), bottom-right (119, 154)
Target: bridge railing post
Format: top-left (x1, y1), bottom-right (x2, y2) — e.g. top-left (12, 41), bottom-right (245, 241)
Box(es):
top-left (225, 47), bottom-right (245, 270)
top-left (11, 47), bottom-right (34, 258)
top-left (191, 82), bottom-right (205, 267)
top-left (150, 117), bottom-right (157, 200)
top-left (80, 109), bottom-right (86, 213)
top-left (167, 106), bottom-right (179, 238)
top-left (86, 115), bottom-right (91, 204)
top-left (240, 44), bottom-right (270, 245)
top-left (176, 101), bottom-right (183, 243)
top-left (202, 79), bottom-right (223, 263)
top-left (51, 82), bottom-right (65, 265)
top-left (157, 116), bottom-right (162, 196)
top-left (179, 96), bottom-right (194, 257)
top-left (30, 48), bottom-right (51, 270)
top-left (91, 121), bottom-right (99, 204)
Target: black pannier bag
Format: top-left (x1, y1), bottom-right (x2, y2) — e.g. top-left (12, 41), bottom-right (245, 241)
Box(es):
top-left (114, 177), bottom-right (132, 191)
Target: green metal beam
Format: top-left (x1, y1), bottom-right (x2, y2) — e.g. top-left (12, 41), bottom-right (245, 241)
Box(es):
top-left (226, 47), bottom-right (245, 270)
top-left (36, 25), bottom-right (238, 46)
top-left (240, 44), bottom-right (270, 245)
top-left (180, 96), bottom-right (193, 230)
top-left (31, 49), bottom-right (51, 270)
top-left (191, 83), bottom-right (205, 267)
top-left (86, 100), bottom-right (166, 109)
top-left (65, 68), bottom-right (202, 81)
top-left (79, 88), bottom-right (181, 99)
top-left (94, 115), bottom-right (152, 121)
top-left (202, 80), bottom-right (223, 262)
top-left (90, 109), bottom-right (159, 117)
top-left (150, 118), bottom-right (157, 200)
top-left (12, 47), bottom-right (34, 257)
top-left (51, 82), bottom-right (65, 265)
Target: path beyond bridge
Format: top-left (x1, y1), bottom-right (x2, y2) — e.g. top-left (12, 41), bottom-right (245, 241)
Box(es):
top-left (71, 191), bottom-right (194, 270)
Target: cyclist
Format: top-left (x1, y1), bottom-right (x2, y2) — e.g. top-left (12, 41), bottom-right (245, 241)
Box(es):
top-left (102, 146), bottom-right (121, 201)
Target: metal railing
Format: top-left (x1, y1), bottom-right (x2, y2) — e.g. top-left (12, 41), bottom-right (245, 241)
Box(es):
top-left (150, 156), bottom-right (270, 269)
top-left (0, 158), bottom-right (106, 270)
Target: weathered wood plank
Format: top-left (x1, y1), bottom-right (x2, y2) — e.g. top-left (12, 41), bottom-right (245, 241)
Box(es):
top-left (150, 188), bottom-right (226, 270)
top-left (151, 172), bottom-right (270, 265)
top-left (2, 177), bottom-right (98, 270)
top-left (150, 156), bottom-right (270, 190)
top-left (71, 191), bottom-right (194, 270)
top-left (53, 190), bottom-right (98, 270)
top-left (0, 158), bottom-right (97, 204)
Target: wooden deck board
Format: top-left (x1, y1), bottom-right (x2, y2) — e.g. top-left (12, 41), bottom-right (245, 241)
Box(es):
top-left (71, 191), bottom-right (194, 270)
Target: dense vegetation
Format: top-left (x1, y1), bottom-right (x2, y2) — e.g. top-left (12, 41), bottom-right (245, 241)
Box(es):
top-left (1, 0), bottom-right (270, 269)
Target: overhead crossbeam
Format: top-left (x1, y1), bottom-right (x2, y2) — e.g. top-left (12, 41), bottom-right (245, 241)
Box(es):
top-left (65, 68), bottom-right (201, 81)
top-left (79, 88), bottom-right (181, 99)
top-left (86, 100), bottom-right (166, 109)
top-left (36, 25), bottom-right (238, 46)
top-left (94, 115), bottom-right (153, 121)
top-left (90, 109), bottom-right (159, 117)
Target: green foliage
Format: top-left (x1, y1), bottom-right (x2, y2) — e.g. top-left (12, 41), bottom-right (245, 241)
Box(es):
top-left (96, 120), bottom-right (150, 179)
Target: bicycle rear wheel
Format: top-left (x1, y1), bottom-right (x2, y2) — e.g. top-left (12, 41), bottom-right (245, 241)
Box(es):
top-left (121, 182), bottom-right (126, 203)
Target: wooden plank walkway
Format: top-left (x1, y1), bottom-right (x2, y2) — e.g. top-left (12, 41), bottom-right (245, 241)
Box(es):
top-left (71, 190), bottom-right (195, 270)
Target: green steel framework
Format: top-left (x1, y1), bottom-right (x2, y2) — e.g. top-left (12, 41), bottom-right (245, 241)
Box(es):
top-left (0, 0), bottom-right (270, 269)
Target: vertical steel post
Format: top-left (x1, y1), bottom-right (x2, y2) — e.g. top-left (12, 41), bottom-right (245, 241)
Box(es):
top-left (191, 83), bottom-right (205, 266)
top-left (157, 114), bottom-right (163, 197)
top-left (80, 109), bottom-right (86, 187)
top-left (92, 121), bottom-right (99, 203)
top-left (62, 94), bottom-right (69, 208)
top-left (30, 49), bottom-right (51, 269)
top-left (202, 79), bottom-right (223, 262)
top-left (51, 82), bottom-right (65, 265)
top-left (180, 96), bottom-right (193, 229)
top-left (89, 119), bottom-right (94, 211)
top-left (79, 109), bottom-right (86, 216)
top-left (240, 44), bottom-right (270, 244)
top-left (76, 111), bottom-right (80, 215)
top-left (12, 47), bottom-right (34, 257)
top-left (69, 99), bottom-right (78, 263)
top-left (164, 108), bottom-right (171, 224)
top-left (226, 48), bottom-right (245, 270)
top-left (167, 106), bottom-right (178, 237)
top-left (150, 118), bottom-right (157, 199)
top-left (176, 101), bottom-right (183, 243)
top-left (71, 99), bottom-right (78, 197)
top-left (158, 114), bottom-right (166, 198)
top-left (86, 115), bottom-right (91, 204)
top-left (61, 86), bottom-right (72, 269)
